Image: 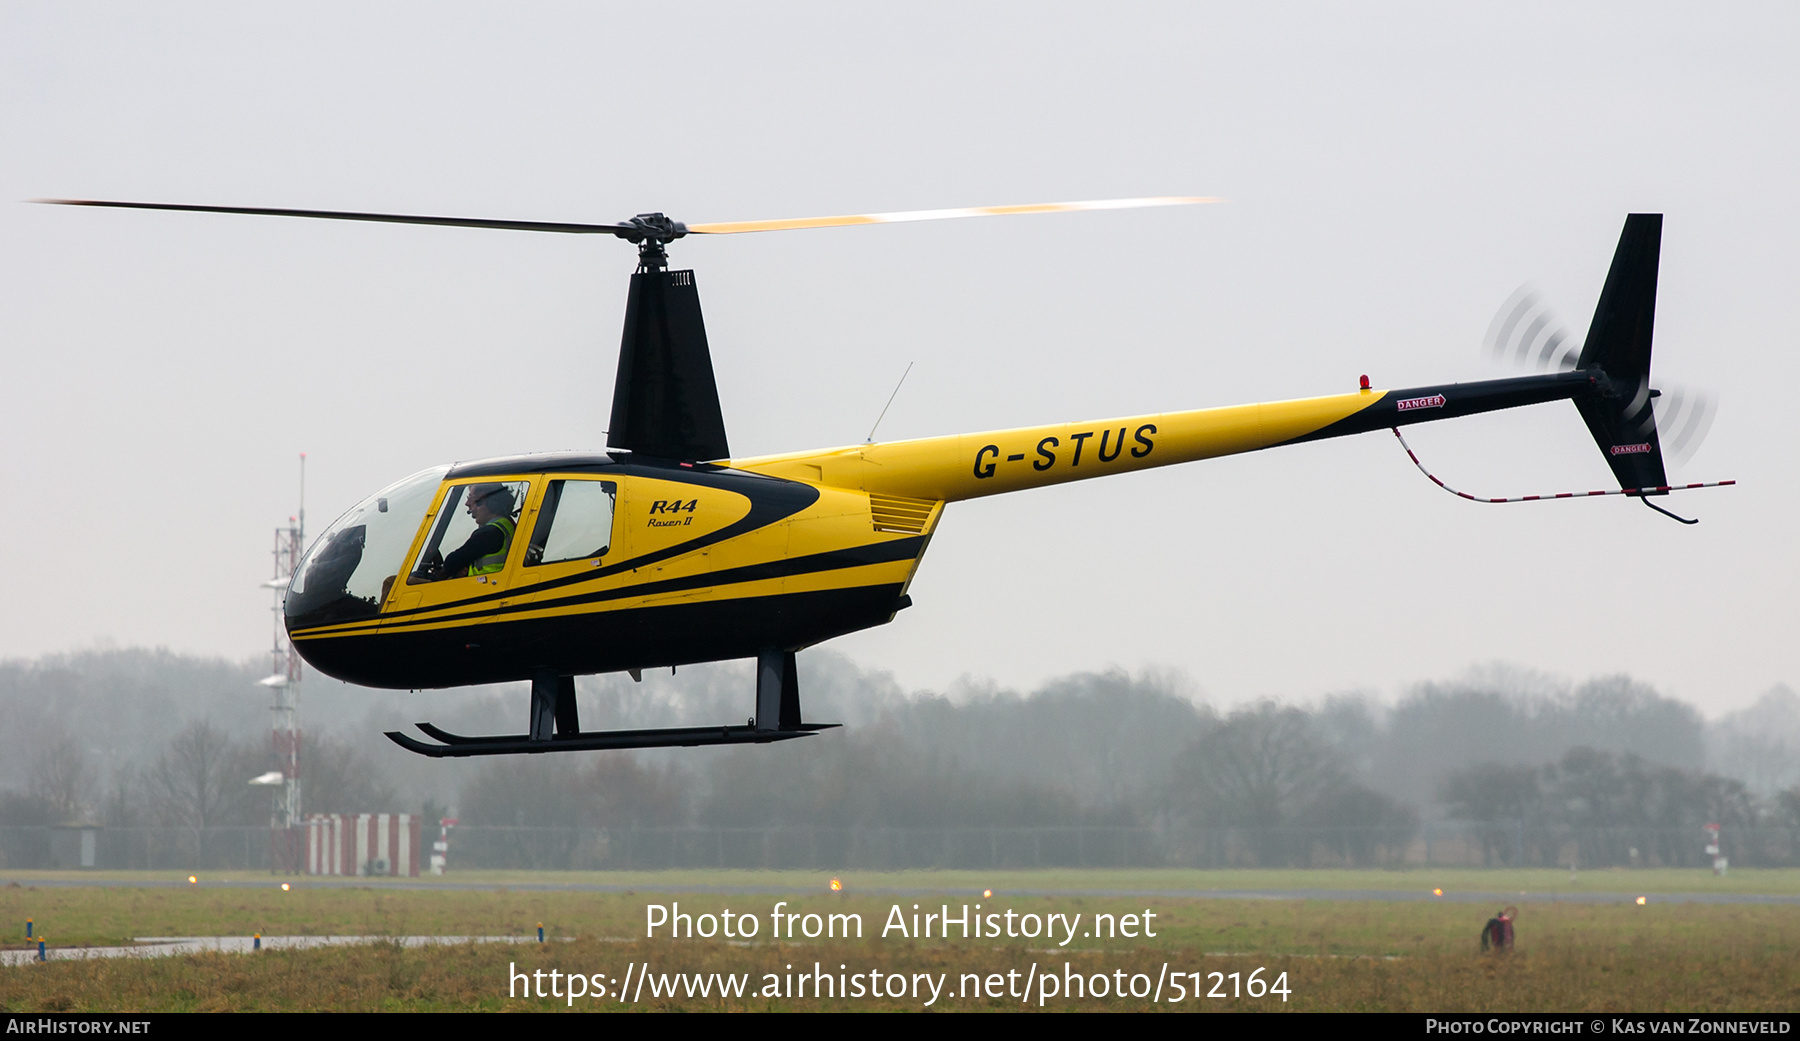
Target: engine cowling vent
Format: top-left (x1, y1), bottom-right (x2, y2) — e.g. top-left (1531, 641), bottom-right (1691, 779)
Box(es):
top-left (868, 493), bottom-right (938, 534)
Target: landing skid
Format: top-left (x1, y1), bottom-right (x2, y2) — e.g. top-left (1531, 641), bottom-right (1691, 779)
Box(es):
top-left (386, 648), bottom-right (836, 758)
top-left (385, 721), bottom-right (837, 757)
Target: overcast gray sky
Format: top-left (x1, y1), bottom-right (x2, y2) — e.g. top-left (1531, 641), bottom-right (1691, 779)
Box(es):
top-left (2, 2), bottom-right (1794, 715)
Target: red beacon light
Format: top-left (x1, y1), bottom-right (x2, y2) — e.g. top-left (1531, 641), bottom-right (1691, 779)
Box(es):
top-left (1359, 374), bottom-right (1371, 390)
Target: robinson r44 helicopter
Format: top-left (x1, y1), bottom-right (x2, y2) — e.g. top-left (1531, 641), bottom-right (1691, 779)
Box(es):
top-left (47, 197), bottom-right (1725, 757)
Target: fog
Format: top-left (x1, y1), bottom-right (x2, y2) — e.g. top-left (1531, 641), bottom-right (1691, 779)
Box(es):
top-left (6, 647), bottom-right (1795, 843)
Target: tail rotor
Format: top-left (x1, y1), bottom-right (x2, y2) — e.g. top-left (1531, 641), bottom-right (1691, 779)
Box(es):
top-left (1390, 214), bottom-right (1737, 523)
top-left (1485, 286), bottom-right (1580, 373)
top-left (1646, 384), bottom-right (1717, 466)
top-left (1482, 284), bottom-right (1717, 469)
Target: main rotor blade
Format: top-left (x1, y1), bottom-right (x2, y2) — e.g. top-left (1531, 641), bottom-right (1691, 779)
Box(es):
top-left (685, 196), bottom-right (1218, 235)
top-left (36, 198), bottom-right (638, 236)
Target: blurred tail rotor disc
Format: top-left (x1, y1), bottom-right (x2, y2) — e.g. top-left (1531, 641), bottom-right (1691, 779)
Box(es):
top-left (1482, 284), bottom-right (1717, 468)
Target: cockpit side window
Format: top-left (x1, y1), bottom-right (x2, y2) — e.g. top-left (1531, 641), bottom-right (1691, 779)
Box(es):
top-left (525, 479), bottom-right (616, 566)
top-left (408, 479), bottom-right (530, 583)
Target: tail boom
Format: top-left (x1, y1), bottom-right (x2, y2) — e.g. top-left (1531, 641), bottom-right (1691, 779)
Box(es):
top-left (731, 215), bottom-right (1690, 511)
top-left (730, 371), bottom-right (1598, 503)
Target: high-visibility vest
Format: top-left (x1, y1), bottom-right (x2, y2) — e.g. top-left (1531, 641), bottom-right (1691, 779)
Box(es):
top-left (469, 516), bottom-right (516, 576)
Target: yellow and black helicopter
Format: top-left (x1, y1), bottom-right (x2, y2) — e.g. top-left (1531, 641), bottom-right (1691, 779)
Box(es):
top-left (47, 197), bottom-right (1717, 757)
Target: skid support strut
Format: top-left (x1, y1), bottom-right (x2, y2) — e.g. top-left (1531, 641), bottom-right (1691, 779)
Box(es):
top-left (755, 649), bottom-right (804, 732)
top-left (529, 670), bottom-right (580, 742)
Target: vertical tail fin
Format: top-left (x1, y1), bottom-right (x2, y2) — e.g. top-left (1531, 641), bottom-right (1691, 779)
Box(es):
top-left (1574, 214), bottom-right (1670, 491)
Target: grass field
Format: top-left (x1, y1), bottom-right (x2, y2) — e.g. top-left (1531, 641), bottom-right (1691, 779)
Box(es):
top-left (3, 870), bottom-right (1797, 1011)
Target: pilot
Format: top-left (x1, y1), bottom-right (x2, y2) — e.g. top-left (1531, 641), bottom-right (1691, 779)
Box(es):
top-left (426, 483), bottom-right (517, 580)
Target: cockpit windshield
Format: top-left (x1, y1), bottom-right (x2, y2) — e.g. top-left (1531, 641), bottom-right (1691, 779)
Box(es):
top-left (285, 466), bottom-right (448, 629)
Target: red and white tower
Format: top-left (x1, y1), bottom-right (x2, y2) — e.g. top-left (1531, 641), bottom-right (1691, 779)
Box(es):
top-left (259, 454), bottom-right (306, 873)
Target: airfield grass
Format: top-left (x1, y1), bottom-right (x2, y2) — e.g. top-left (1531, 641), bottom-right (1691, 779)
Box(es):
top-left (3, 871), bottom-right (1797, 1011)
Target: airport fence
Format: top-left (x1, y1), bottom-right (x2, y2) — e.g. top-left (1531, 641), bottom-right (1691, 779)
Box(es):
top-left (3, 823), bottom-right (1798, 872)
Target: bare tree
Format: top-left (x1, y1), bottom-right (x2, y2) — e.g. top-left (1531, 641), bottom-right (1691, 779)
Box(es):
top-left (302, 734), bottom-right (399, 816)
top-left (1564, 676), bottom-right (1704, 770)
top-left (100, 764), bottom-right (140, 827)
top-left (1442, 762), bottom-right (1542, 865)
top-left (1707, 684), bottom-right (1800, 795)
top-left (1776, 785), bottom-right (1800, 828)
top-left (1175, 702), bottom-right (1342, 826)
top-left (147, 721), bottom-right (258, 833)
top-left (28, 733), bottom-right (95, 823)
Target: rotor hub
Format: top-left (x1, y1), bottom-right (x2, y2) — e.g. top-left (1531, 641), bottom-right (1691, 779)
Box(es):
top-left (623, 212), bottom-right (688, 269)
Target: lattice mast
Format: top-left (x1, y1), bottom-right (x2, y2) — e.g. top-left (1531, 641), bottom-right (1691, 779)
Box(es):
top-left (264, 454), bottom-right (305, 852)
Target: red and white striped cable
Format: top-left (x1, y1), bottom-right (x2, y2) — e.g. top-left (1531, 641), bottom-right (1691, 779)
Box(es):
top-left (1391, 428), bottom-right (1735, 503)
